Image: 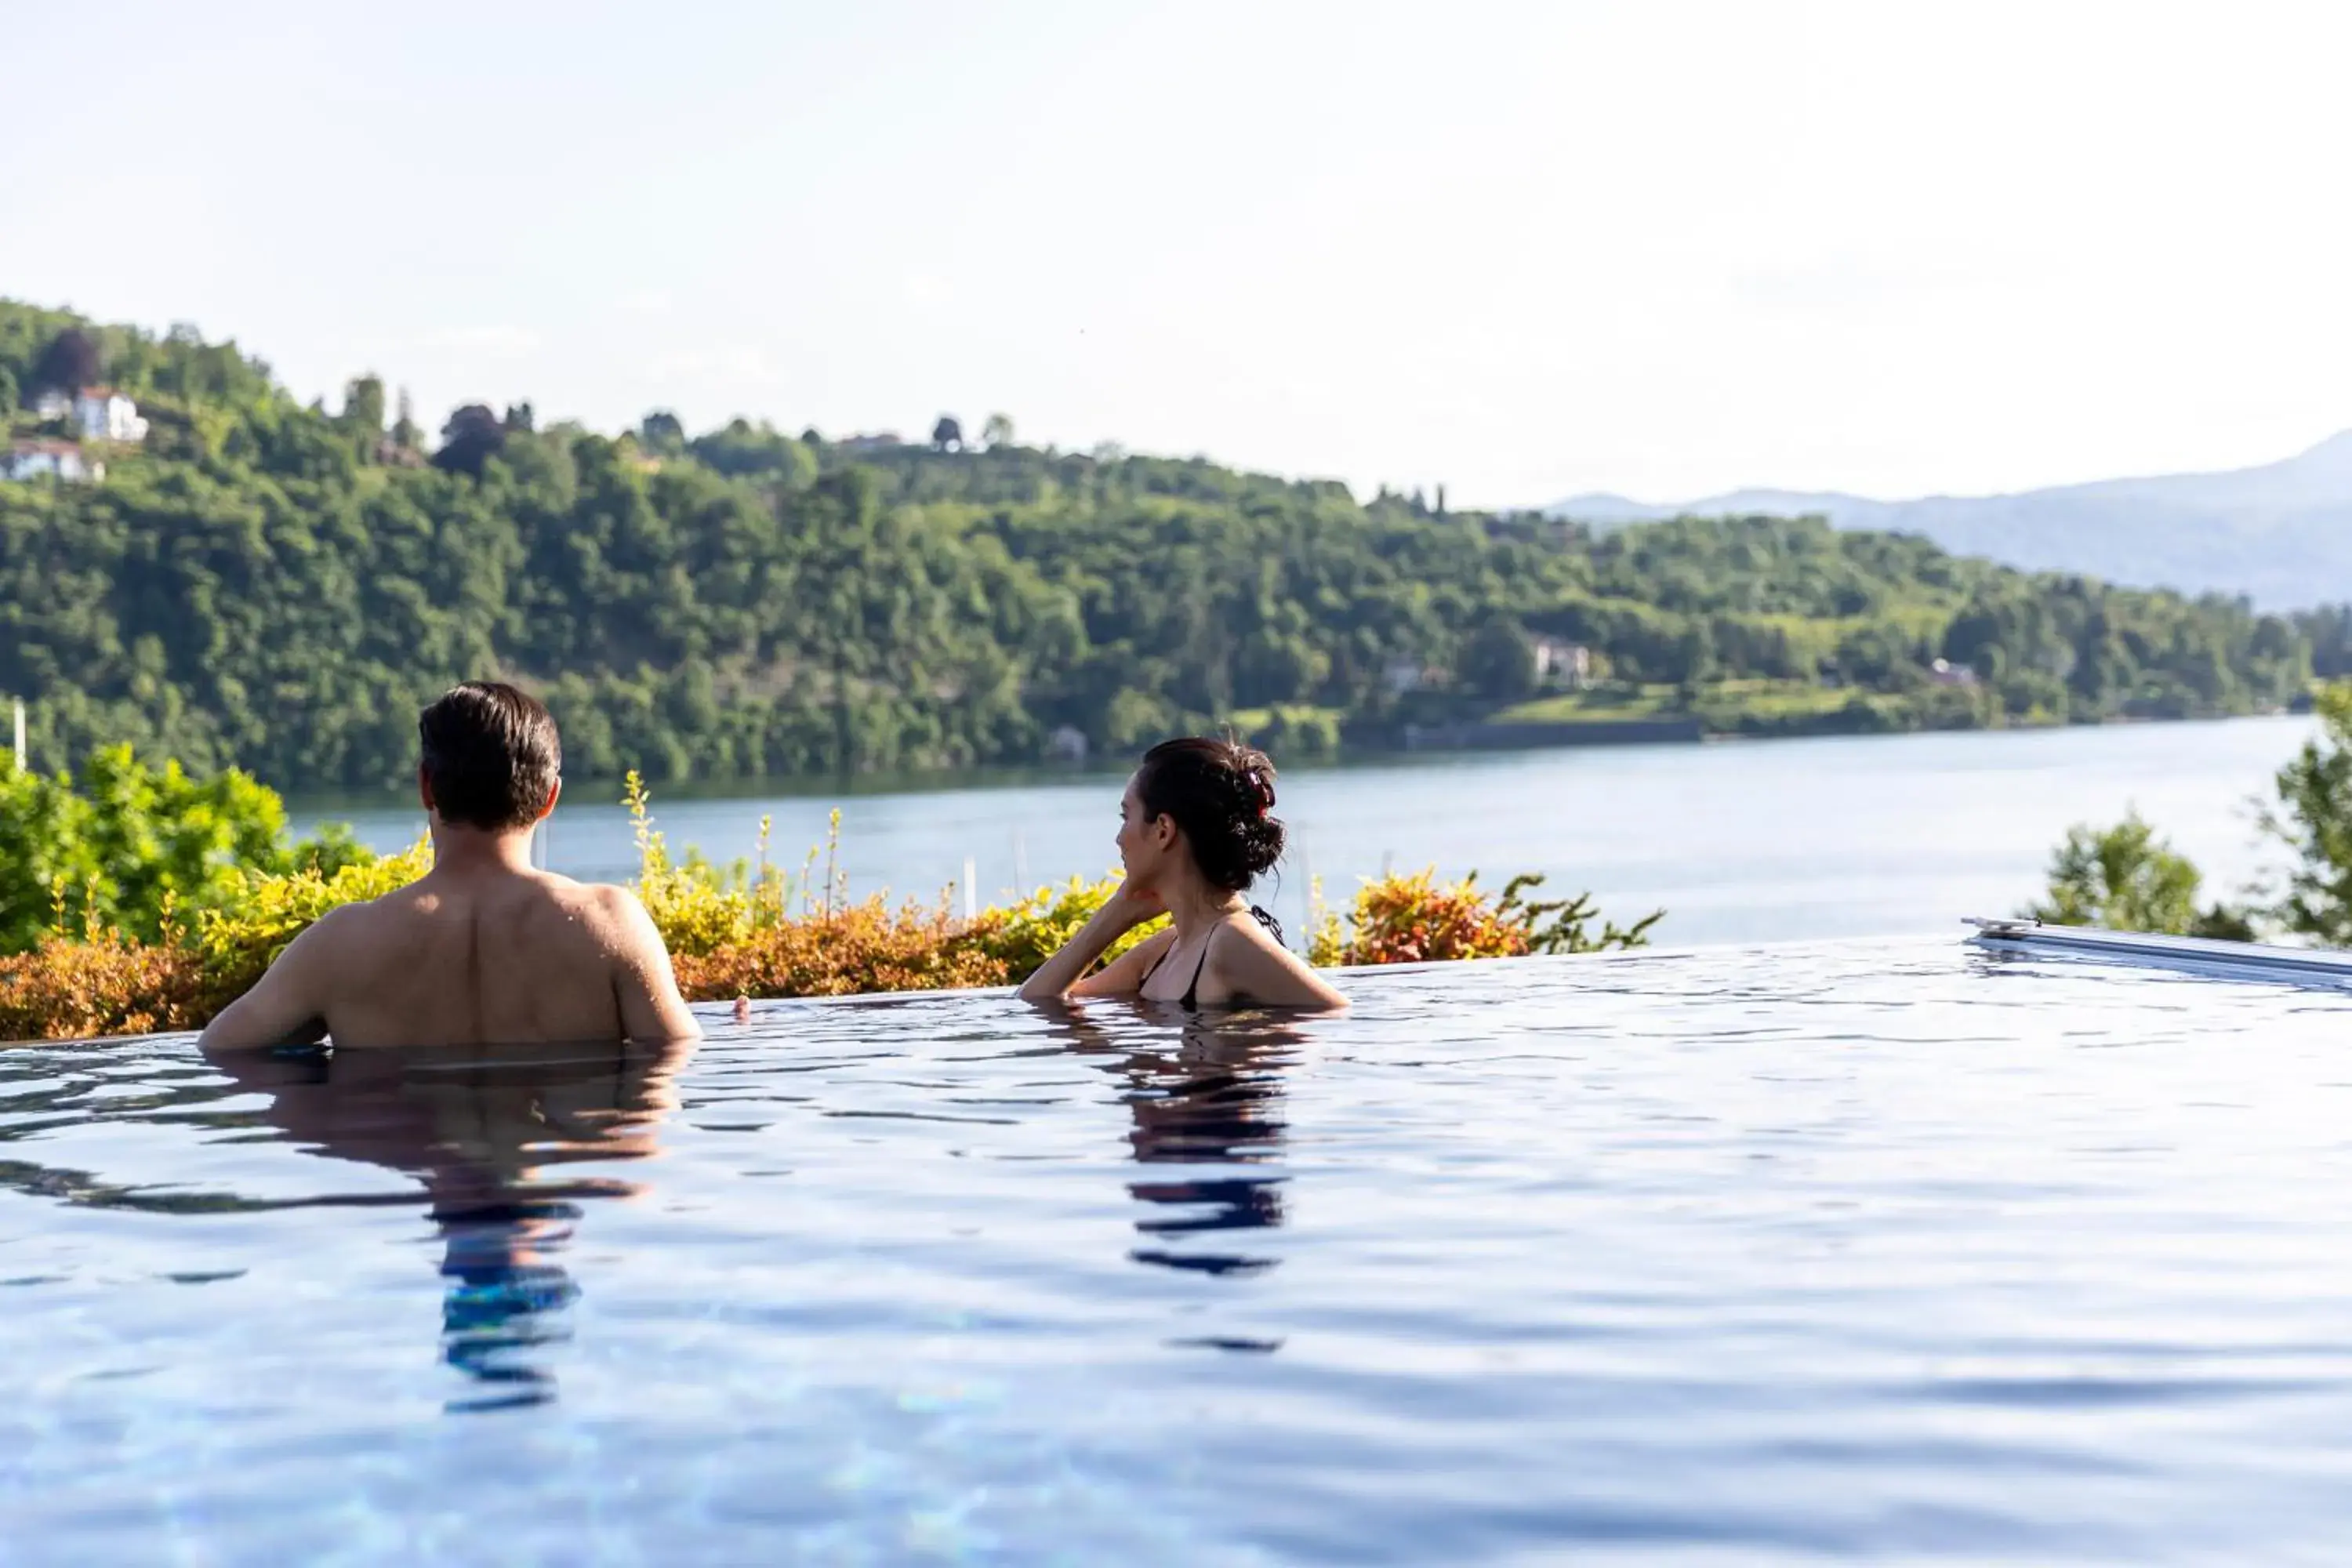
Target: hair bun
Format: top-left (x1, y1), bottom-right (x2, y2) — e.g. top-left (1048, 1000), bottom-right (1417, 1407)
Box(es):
top-left (1135, 736), bottom-right (1287, 892)
top-left (1243, 764), bottom-right (1275, 815)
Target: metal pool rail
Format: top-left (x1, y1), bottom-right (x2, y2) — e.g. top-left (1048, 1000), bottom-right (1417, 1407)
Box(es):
top-left (1967, 916), bottom-right (2352, 986)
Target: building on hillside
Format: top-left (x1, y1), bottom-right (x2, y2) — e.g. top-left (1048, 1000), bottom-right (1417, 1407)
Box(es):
top-left (1045, 725), bottom-right (1090, 764)
top-left (73, 389), bottom-right (148, 444)
top-left (5, 440), bottom-right (103, 483)
top-left (1383, 655), bottom-right (1439, 695)
top-left (837, 432), bottom-right (905, 453)
top-left (26, 387), bottom-right (149, 445)
top-left (1929, 658), bottom-right (1980, 688)
top-left (1532, 637), bottom-right (1593, 688)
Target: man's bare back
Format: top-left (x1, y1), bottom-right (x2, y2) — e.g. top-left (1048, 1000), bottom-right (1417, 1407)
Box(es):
top-left (201, 867), bottom-right (699, 1049)
top-left (197, 681), bottom-right (702, 1051)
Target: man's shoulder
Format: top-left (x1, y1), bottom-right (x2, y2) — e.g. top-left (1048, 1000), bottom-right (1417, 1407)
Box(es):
top-left (546, 876), bottom-right (648, 916)
top-left (536, 877), bottom-right (658, 938)
top-left (305, 891), bottom-right (402, 937)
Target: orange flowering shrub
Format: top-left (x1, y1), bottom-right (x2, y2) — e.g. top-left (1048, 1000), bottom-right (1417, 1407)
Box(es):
top-left (670, 895), bottom-right (1011, 1000)
top-left (1311, 869), bottom-right (1660, 967)
top-left (0, 930), bottom-right (207, 1041)
top-left (0, 770), bottom-right (1666, 1041)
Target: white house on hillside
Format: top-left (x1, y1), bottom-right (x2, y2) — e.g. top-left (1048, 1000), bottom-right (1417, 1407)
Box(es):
top-left (5, 440), bottom-right (103, 483)
top-left (1383, 655), bottom-right (1434, 695)
top-left (28, 387), bottom-right (148, 444)
top-left (1531, 636), bottom-right (1593, 688)
top-left (74, 389), bottom-right (147, 444)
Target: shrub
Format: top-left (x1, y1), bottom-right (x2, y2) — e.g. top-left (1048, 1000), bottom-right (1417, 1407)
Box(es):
top-left (192, 839), bottom-right (433, 1007)
top-left (626, 771), bottom-right (826, 956)
top-left (672, 895), bottom-right (1011, 1000)
top-left (0, 746), bottom-right (378, 955)
top-left (0, 767), bottom-right (1668, 1037)
top-left (0, 928), bottom-right (206, 1041)
top-left (960, 873), bottom-right (1164, 978)
top-left (1311, 869), bottom-right (1661, 967)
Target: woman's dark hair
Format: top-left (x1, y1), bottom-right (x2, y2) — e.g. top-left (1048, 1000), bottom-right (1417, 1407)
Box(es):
top-left (1136, 737), bottom-right (1284, 893)
top-left (419, 681), bottom-right (562, 830)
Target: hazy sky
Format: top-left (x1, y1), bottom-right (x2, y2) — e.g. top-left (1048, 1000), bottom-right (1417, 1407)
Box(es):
top-left (8, 1), bottom-right (2347, 505)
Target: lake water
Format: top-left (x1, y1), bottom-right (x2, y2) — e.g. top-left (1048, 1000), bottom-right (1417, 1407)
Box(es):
top-left (296, 718), bottom-right (2318, 948)
top-left (9, 939), bottom-right (2352, 1563)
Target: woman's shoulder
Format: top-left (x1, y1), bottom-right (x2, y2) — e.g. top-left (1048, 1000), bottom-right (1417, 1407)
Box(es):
top-left (1208, 912), bottom-right (1347, 1009)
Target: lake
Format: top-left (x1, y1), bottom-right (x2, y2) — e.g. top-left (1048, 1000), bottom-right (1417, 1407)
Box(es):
top-left (294, 717), bottom-right (2319, 949)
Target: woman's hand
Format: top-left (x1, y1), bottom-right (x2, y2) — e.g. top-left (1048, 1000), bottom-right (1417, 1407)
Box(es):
top-left (1091, 880), bottom-right (1165, 935)
top-left (1022, 879), bottom-right (1169, 1003)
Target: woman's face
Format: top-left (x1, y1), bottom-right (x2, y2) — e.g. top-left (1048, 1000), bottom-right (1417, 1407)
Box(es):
top-left (1116, 774), bottom-right (1171, 886)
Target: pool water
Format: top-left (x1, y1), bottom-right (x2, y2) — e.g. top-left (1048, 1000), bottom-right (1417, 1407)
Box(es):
top-left (6, 938), bottom-right (2352, 1563)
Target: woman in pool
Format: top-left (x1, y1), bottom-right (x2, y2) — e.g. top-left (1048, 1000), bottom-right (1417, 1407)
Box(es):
top-left (1018, 738), bottom-right (1346, 1010)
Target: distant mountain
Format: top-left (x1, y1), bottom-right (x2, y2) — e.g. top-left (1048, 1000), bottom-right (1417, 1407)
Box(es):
top-left (1547, 432), bottom-right (2352, 608)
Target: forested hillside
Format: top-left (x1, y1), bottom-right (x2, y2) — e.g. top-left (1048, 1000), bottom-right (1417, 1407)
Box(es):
top-left (0, 299), bottom-right (2335, 793)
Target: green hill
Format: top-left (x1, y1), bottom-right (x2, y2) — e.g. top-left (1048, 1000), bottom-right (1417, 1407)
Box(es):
top-left (0, 299), bottom-right (2333, 791)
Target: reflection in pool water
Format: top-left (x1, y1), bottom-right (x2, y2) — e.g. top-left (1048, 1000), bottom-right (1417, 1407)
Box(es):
top-left (1061, 1007), bottom-right (1298, 1286)
top-left (199, 1040), bottom-right (691, 1414)
top-left (9, 939), bottom-right (2352, 1563)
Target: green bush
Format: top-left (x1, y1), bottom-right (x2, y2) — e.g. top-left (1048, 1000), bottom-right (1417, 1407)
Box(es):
top-left (2022, 814), bottom-right (2252, 939)
top-left (0, 746), bottom-right (374, 955)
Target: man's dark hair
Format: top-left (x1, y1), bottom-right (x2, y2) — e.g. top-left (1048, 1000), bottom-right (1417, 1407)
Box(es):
top-left (418, 682), bottom-right (561, 830)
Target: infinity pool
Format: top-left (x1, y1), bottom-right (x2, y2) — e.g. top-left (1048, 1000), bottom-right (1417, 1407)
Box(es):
top-left (6, 938), bottom-right (2352, 1563)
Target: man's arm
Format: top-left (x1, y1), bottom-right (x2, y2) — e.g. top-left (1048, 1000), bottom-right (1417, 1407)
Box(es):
top-left (196, 909), bottom-right (347, 1051)
top-left (603, 888), bottom-right (703, 1042)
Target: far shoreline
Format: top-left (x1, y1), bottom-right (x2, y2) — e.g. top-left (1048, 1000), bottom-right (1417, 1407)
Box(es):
top-left (277, 707), bottom-right (2318, 818)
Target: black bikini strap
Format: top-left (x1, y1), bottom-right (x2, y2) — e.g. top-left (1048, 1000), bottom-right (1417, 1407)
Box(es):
top-left (1181, 926), bottom-right (1217, 1008)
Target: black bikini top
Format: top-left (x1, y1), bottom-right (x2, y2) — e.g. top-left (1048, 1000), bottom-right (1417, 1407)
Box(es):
top-left (1140, 906), bottom-right (1283, 1008)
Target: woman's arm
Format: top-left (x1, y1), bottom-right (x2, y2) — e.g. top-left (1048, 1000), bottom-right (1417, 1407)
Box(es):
top-left (1017, 887), bottom-right (1167, 1002)
top-left (1068, 926), bottom-right (1175, 999)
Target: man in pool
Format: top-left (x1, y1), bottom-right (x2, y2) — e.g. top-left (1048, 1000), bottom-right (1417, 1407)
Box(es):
top-left (198, 682), bottom-right (702, 1050)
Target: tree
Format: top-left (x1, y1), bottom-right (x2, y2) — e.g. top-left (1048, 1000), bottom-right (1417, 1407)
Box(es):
top-left (2024, 812), bottom-right (2252, 938)
top-left (0, 299), bottom-right (2324, 800)
top-left (31, 328), bottom-right (100, 394)
top-left (340, 376), bottom-right (386, 434)
top-left (432, 404), bottom-right (507, 477)
top-left (932, 416), bottom-right (964, 452)
top-left (503, 401), bottom-right (535, 434)
top-left (981, 413), bottom-right (1015, 450)
top-left (1461, 617), bottom-right (1538, 702)
top-left (390, 387), bottom-right (419, 450)
top-left (0, 365), bottom-right (15, 421)
top-left (2259, 682), bottom-right (2352, 945)
top-left (640, 410), bottom-right (685, 452)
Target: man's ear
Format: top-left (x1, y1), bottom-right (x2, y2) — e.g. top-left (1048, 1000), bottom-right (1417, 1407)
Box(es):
top-left (418, 765), bottom-right (435, 818)
top-left (539, 777), bottom-right (563, 822)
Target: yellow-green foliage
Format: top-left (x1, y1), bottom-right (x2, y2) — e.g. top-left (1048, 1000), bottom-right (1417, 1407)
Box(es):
top-left (193, 838), bottom-right (433, 997)
top-left (626, 771), bottom-right (839, 956)
top-left (960, 873), bottom-right (1166, 978)
top-left (0, 769), bottom-right (1660, 1040)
